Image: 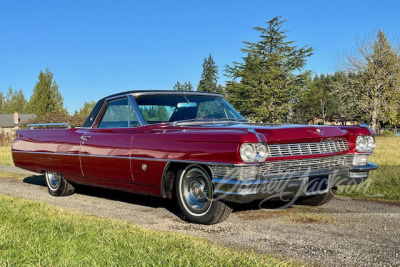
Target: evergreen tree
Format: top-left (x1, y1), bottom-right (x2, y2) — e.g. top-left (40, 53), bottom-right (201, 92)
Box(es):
top-left (173, 81), bottom-right (193, 91)
top-left (74, 101), bottom-right (97, 117)
top-left (173, 81), bottom-right (183, 91)
top-left (197, 54), bottom-right (219, 92)
top-left (0, 92), bottom-right (4, 113)
top-left (28, 68), bottom-right (66, 116)
top-left (4, 87), bottom-right (28, 113)
top-left (216, 84), bottom-right (225, 97)
top-left (225, 17), bottom-right (313, 123)
top-left (183, 81), bottom-right (194, 91)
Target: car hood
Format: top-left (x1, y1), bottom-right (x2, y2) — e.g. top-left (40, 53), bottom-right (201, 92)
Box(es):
top-left (173, 122), bottom-right (349, 144)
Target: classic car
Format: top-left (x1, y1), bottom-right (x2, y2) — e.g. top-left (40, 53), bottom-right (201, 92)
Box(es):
top-left (12, 90), bottom-right (377, 224)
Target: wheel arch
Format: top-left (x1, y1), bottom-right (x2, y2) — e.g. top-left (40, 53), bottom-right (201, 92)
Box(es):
top-left (161, 162), bottom-right (213, 199)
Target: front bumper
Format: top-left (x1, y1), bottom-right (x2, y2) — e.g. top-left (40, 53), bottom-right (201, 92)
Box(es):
top-left (212, 162), bottom-right (377, 203)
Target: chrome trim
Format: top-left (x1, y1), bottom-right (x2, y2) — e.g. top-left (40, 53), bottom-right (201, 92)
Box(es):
top-left (11, 150), bottom-right (249, 166)
top-left (27, 123), bottom-right (71, 129)
top-left (248, 128), bottom-right (262, 142)
top-left (267, 139), bottom-right (349, 158)
top-left (260, 154), bottom-right (353, 176)
top-left (128, 95), bottom-right (147, 126)
top-left (351, 163), bottom-right (378, 172)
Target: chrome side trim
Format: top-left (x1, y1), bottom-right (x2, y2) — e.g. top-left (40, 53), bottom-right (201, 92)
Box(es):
top-left (11, 150), bottom-right (249, 166)
top-left (27, 123), bottom-right (71, 129)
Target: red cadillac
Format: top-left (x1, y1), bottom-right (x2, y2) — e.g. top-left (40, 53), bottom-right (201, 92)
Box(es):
top-left (12, 91), bottom-right (377, 224)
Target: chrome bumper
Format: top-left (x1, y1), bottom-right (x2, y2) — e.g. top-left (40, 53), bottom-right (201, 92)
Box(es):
top-left (212, 163), bottom-right (377, 203)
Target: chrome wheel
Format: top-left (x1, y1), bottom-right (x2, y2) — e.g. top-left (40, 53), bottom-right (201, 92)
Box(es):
top-left (180, 167), bottom-right (212, 215)
top-left (46, 172), bottom-right (61, 190)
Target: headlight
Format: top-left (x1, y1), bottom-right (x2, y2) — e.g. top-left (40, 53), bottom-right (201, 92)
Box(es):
top-left (240, 143), bottom-right (268, 163)
top-left (356, 135), bottom-right (375, 152)
top-left (366, 136), bottom-right (375, 151)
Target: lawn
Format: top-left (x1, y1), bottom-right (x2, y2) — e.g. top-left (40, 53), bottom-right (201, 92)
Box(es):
top-left (337, 136), bottom-right (400, 200)
top-left (1, 136), bottom-right (399, 200)
top-left (0, 195), bottom-right (290, 266)
top-left (0, 146), bottom-right (13, 166)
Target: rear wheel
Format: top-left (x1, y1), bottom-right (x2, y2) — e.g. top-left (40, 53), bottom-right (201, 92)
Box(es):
top-left (296, 187), bottom-right (337, 206)
top-left (175, 165), bottom-right (232, 224)
top-left (45, 172), bottom-right (75, 196)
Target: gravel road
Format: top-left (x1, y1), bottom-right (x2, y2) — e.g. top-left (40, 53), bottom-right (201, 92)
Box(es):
top-left (0, 167), bottom-right (399, 266)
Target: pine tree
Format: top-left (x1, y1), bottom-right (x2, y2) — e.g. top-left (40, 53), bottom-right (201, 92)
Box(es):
top-left (197, 54), bottom-right (219, 92)
top-left (173, 81), bottom-right (193, 91)
top-left (173, 81), bottom-right (183, 91)
top-left (0, 92), bottom-right (4, 113)
top-left (4, 87), bottom-right (28, 113)
top-left (28, 68), bottom-right (66, 116)
top-left (74, 101), bottom-right (97, 117)
top-left (183, 81), bottom-right (194, 91)
top-left (225, 17), bottom-right (313, 123)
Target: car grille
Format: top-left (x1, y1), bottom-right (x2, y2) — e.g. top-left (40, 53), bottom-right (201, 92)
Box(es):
top-left (260, 154), bottom-right (353, 177)
top-left (211, 154), bottom-right (354, 181)
top-left (267, 139), bottom-right (349, 158)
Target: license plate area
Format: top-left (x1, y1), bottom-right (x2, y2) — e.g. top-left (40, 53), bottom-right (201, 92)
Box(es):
top-left (306, 175), bottom-right (329, 194)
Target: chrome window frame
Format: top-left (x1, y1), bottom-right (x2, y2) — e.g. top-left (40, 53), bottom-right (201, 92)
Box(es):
top-left (96, 95), bottom-right (143, 129)
top-left (88, 91), bottom-right (226, 129)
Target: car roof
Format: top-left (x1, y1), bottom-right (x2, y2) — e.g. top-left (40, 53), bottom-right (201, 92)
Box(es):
top-left (104, 90), bottom-right (222, 100)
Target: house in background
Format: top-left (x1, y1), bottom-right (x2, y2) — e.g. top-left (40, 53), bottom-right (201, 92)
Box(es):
top-left (0, 112), bottom-right (37, 129)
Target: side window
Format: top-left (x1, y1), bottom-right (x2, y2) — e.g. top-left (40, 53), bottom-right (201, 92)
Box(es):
top-left (98, 98), bottom-right (139, 128)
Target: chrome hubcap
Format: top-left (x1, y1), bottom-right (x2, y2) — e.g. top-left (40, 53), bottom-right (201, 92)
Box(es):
top-left (47, 172), bottom-right (61, 190)
top-left (181, 168), bottom-right (212, 214)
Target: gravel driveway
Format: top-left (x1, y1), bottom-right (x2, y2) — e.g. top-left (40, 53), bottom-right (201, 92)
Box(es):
top-left (0, 167), bottom-right (399, 266)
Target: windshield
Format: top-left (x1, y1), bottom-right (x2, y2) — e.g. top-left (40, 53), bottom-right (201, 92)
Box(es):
top-left (134, 94), bottom-right (245, 124)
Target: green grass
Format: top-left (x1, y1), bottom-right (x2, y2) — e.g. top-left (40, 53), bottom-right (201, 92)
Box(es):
top-left (337, 136), bottom-right (400, 201)
top-left (0, 195), bottom-right (291, 266)
top-left (0, 146), bottom-right (13, 166)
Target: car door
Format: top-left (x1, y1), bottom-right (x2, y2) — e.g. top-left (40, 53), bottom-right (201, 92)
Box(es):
top-left (80, 96), bottom-right (139, 183)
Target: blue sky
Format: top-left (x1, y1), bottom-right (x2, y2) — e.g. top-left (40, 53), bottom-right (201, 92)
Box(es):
top-left (1, 0), bottom-right (399, 113)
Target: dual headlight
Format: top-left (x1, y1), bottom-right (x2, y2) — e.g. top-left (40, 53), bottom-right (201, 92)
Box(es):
top-left (356, 135), bottom-right (375, 152)
top-left (240, 143), bottom-right (268, 163)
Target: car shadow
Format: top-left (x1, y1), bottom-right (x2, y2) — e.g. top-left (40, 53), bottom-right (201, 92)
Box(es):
top-left (23, 175), bottom-right (181, 217)
top-left (23, 174), bottom-right (46, 186)
top-left (22, 175), bottom-right (292, 218)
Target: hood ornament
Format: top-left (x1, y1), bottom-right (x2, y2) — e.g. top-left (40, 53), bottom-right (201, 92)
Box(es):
top-left (308, 128), bottom-right (324, 136)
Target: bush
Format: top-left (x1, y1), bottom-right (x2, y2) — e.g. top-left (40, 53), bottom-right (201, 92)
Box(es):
top-left (0, 128), bottom-right (16, 146)
top-left (382, 130), bottom-right (395, 137)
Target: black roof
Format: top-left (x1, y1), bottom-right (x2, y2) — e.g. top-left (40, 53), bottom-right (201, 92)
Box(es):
top-left (104, 90), bottom-right (222, 100)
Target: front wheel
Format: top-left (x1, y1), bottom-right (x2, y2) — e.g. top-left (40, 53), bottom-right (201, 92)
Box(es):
top-left (45, 172), bottom-right (75, 196)
top-left (175, 165), bottom-right (232, 224)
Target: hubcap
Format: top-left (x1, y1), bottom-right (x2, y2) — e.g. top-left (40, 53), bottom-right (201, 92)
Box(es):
top-left (181, 167), bottom-right (212, 214)
top-left (47, 172), bottom-right (61, 190)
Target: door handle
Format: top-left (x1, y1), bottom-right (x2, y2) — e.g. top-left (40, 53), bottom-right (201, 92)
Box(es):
top-left (81, 135), bottom-right (91, 142)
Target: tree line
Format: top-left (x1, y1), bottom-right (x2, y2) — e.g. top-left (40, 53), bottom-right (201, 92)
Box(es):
top-left (2, 16), bottom-right (399, 132)
top-left (176, 17), bottom-right (400, 133)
